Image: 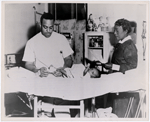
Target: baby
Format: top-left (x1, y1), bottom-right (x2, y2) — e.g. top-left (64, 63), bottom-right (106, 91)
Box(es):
top-left (64, 64), bottom-right (101, 78)
top-left (88, 67), bottom-right (101, 78)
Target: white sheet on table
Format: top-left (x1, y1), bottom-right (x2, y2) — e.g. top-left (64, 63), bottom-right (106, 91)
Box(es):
top-left (4, 64), bottom-right (146, 100)
top-left (5, 74), bottom-right (146, 100)
top-left (5, 67), bottom-right (36, 79)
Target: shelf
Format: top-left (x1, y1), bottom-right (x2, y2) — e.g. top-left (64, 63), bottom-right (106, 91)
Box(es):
top-left (84, 32), bottom-right (114, 64)
top-left (88, 47), bottom-right (103, 49)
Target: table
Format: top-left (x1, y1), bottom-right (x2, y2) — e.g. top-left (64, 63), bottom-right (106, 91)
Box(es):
top-left (3, 66), bottom-right (147, 118)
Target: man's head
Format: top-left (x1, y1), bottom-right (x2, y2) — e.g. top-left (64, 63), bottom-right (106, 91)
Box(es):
top-left (114, 19), bottom-right (131, 41)
top-left (40, 12), bottom-right (54, 38)
top-left (88, 68), bottom-right (101, 78)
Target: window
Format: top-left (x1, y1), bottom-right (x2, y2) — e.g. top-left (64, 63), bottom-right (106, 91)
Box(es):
top-left (48, 3), bottom-right (87, 20)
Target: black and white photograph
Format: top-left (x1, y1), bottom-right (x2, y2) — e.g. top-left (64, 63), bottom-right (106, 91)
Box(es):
top-left (1, 1), bottom-right (149, 121)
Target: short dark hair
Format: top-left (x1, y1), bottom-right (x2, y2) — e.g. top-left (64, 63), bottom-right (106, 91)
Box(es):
top-left (40, 12), bottom-right (54, 25)
top-left (130, 21), bottom-right (137, 33)
top-left (115, 18), bottom-right (132, 34)
top-left (130, 21), bottom-right (137, 27)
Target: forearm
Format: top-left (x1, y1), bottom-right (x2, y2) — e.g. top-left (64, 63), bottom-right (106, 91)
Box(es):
top-left (63, 56), bottom-right (73, 68)
top-left (25, 62), bottom-right (39, 73)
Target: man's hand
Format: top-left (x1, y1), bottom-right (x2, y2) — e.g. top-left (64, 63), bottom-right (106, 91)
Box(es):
top-left (55, 68), bottom-right (68, 77)
top-left (39, 67), bottom-right (49, 77)
top-left (53, 70), bottom-right (63, 77)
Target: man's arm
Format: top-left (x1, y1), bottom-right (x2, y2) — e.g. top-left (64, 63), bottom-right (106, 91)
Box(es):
top-left (25, 61), bottom-right (39, 73)
top-left (25, 61), bottom-right (49, 77)
top-left (55, 55), bottom-right (73, 77)
top-left (63, 55), bottom-right (73, 68)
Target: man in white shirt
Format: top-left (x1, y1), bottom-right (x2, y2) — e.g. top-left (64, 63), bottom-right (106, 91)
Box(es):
top-left (22, 12), bottom-right (74, 117)
top-left (22, 12), bottom-right (74, 77)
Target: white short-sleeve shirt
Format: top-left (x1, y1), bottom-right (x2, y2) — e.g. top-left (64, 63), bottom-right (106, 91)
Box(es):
top-left (22, 32), bottom-right (73, 69)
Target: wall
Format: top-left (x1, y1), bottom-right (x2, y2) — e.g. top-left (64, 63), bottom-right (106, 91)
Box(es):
top-left (4, 3), bottom-right (46, 54)
top-left (88, 3), bottom-right (146, 27)
top-left (3, 3), bottom-right (148, 65)
top-left (3, 3), bottom-right (86, 64)
top-left (88, 3), bottom-right (148, 64)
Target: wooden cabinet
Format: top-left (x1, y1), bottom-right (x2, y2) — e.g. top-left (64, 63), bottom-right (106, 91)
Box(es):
top-left (83, 31), bottom-right (114, 65)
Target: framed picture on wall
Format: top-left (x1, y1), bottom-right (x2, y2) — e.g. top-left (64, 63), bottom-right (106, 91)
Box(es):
top-left (5, 53), bottom-right (23, 69)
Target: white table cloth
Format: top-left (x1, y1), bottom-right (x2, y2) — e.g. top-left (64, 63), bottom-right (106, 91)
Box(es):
top-left (4, 66), bottom-right (146, 100)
